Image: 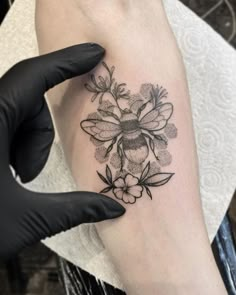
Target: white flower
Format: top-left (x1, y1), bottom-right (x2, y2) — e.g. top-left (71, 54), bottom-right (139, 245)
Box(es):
top-left (113, 174), bottom-right (143, 204)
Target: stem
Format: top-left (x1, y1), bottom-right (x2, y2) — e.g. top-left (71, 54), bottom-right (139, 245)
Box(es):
top-left (143, 133), bottom-right (159, 161)
top-left (105, 63), bottom-right (124, 114)
top-left (108, 90), bottom-right (123, 114)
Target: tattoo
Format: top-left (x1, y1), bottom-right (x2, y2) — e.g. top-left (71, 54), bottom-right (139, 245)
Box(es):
top-left (80, 62), bottom-right (177, 204)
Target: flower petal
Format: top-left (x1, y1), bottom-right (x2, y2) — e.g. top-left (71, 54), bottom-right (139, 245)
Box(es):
top-left (128, 185), bottom-right (143, 198)
top-left (125, 174), bottom-right (139, 187)
top-left (113, 188), bottom-right (124, 200)
top-left (114, 177), bottom-right (125, 188)
top-left (122, 192), bottom-right (136, 204)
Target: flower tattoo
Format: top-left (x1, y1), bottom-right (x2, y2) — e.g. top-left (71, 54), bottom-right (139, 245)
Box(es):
top-left (113, 174), bottom-right (143, 204)
top-left (80, 62), bottom-right (177, 204)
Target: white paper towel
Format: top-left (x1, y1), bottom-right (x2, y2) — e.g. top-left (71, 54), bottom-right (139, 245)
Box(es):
top-left (0, 0), bottom-right (236, 290)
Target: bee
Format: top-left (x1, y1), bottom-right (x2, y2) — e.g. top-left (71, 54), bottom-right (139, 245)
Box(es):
top-left (81, 102), bottom-right (173, 165)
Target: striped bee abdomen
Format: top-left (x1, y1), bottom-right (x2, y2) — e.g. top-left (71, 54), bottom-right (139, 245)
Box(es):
top-left (120, 112), bottom-right (149, 164)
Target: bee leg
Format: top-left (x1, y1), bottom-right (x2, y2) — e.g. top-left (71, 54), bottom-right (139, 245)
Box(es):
top-left (143, 133), bottom-right (159, 161)
top-left (153, 134), bottom-right (168, 146)
top-left (117, 138), bottom-right (125, 171)
top-left (105, 137), bottom-right (118, 157)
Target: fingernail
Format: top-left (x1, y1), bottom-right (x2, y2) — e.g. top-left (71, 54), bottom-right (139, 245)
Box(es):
top-left (104, 198), bottom-right (126, 219)
top-left (64, 44), bottom-right (105, 77)
top-left (89, 42), bottom-right (103, 48)
top-left (85, 43), bottom-right (105, 54)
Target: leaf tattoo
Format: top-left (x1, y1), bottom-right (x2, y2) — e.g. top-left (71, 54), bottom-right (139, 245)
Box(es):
top-left (97, 162), bottom-right (174, 204)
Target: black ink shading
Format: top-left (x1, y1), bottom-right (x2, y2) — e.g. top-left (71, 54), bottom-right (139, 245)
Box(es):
top-left (80, 62), bottom-right (177, 204)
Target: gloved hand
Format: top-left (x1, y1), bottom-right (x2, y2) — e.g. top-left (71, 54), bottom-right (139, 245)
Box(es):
top-left (0, 44), bottom-right (125, 260)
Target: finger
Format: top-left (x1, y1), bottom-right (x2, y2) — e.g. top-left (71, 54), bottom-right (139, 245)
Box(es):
top-left (1, 43), bottom-right (104, 180)
top-left (0, 43), bottom-right (105, 133)
top-left (10, 99), bottom-right (54, 183)
top-left (9, 190), bottom-right (125, 256)
top-left (0, 169), bottom-right (125, 260)
top-left (0, 43), bottom-right (105, 100)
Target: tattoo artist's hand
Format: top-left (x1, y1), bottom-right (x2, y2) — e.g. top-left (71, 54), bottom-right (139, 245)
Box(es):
top-left (0, 44), bottom-right (125, 260)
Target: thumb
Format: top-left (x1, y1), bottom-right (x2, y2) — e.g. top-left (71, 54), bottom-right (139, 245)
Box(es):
top-left (0, 182), bottom-right (125, 260)
top-left (24, 190), bottom-right (125, 238)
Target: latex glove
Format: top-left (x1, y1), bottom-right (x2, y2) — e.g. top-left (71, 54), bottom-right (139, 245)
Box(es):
top-left (0, 44), bottom-right (125, 260)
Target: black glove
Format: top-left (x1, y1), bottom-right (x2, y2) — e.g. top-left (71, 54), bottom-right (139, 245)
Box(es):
top-left (0, 43), bottom-right (125, 260)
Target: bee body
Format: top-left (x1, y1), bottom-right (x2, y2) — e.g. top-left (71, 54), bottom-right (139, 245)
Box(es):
top-left (81, 102), bottom-right (173, 166)
top-left (120, 113), bottom-right (148, 164)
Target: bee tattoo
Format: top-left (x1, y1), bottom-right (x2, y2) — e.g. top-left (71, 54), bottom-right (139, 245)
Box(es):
top-left (80, 62), bottom-right (177, 204)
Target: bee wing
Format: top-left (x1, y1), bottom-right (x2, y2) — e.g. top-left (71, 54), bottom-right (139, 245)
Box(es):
top-left (81, 119), bottom-right (122, 141)
top-left (139, 103), bottom-right (173, 132)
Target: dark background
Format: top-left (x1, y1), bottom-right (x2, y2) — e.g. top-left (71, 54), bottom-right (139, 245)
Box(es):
top-left (0, 1), bottom-right (236, 294)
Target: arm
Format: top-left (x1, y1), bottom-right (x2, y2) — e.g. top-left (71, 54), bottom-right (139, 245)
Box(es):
top-left (35, 1), bottom-right (226, 294)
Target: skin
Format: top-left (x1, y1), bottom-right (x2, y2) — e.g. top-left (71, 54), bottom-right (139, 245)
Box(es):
top-left (35, 1), bottom-right (227, 294)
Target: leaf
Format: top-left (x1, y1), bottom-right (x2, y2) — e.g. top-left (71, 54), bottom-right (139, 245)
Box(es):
top-left (154, 134), bottom-right (168, 145)
top-left (85, 83), bottom-right (97, 93)
top-left (98, 109), bottom-right (119, 120)
top-left (102, 61), bottom-right (110, 72)
top-left (158, 86), bottom-right (168, 100)
top-left (91, 93), bottom-right (98, 102)
top-left (110, 66), bottom-right (115, 75)
top-left (145, 186), bottom-right (152, 199)
top-left (91, 74), bottom-right (99, 88)
top-left (119, 83), bottom-right (126, 88)
top-left (140, 161), bottom-right (150, 182)
top-left (106, 165), bottom-right (112, 184)
top-left (110, 112), bottom-right (120, 121)
top-left (150, 91), bottom-right (156, 107)
top-left (98, 76), bottom-right (106, 84)
top-left (97, 171), bottom-right (110, 185)
top-left (137, 101), bottom-right (148, 117)
top-left (100, 187), bottom-right (112, 194)
top-left (121, 93), bottom-right (130, 100)
top-left (98, 81), bottom-right (104, 88)
top-left (144, 173), bottom-right (174, 187)
top-left (105, 143), bottom-right (114, 156)
top-left (99, 93), bottom-right (105, 104)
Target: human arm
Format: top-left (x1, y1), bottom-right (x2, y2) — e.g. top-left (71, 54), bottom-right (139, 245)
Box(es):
top-left (35, 1), bottom-right (227, 294)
